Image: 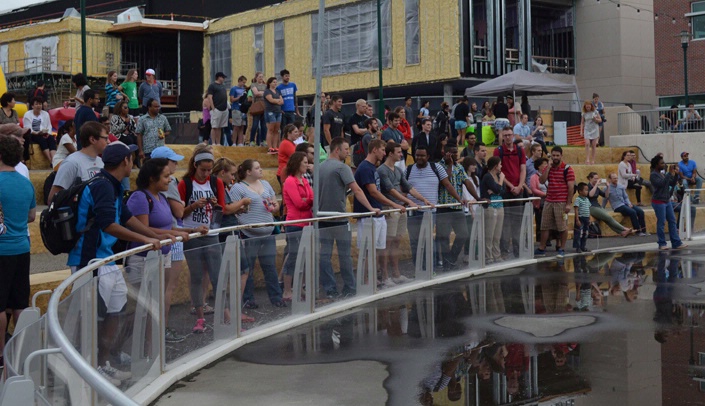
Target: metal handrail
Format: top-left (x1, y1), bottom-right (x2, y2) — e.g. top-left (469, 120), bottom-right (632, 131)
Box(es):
top-left (45, 197), bottom-right (539, 405)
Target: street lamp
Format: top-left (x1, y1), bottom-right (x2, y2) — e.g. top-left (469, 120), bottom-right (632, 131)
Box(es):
top-left (681, 30), bottom-right (690, 107)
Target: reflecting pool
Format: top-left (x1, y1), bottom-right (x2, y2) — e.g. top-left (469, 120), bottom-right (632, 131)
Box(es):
top-left (155, 249), bottom-right (705, 406)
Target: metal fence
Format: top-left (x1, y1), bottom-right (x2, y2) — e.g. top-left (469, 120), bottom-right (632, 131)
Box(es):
top-left (2, 198), bottom-right (539, 405)
top-left (617, 105), bottom-right (705, 135)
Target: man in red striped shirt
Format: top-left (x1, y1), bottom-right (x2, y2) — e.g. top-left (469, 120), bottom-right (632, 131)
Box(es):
top-left (535, 146), bottom-right (575, 257)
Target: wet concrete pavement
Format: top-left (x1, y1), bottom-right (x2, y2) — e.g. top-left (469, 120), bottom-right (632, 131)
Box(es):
top-left (152, 247), bottom-right (705, 405)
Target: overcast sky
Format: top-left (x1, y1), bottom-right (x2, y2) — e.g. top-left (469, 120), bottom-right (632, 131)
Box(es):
top-left (0, 0), bottom-right (54, 15)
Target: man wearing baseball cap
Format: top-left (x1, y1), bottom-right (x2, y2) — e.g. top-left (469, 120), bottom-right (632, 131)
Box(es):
top-left (66, 140), bottom-right (168, 382)
top-left (207, 72), bottom-right (229, 146)
top-left (678, 151), bottom-right (702, 204)
top-left (138, 68), bottom-right (162, 114)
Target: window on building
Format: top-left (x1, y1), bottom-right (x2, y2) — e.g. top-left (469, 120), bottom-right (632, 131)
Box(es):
top-left (311, 0), bottom-right (391, 77)
top-left (254, 25), bottom-right (265, 74)
top-left (692, 1), bottom-right (705, 40)
top-left (405, 0), bottom-right (420, 65)
top-left (209, 32), bottom-right (232, 86)
top-left (274, 21), bottom-right (285, 78)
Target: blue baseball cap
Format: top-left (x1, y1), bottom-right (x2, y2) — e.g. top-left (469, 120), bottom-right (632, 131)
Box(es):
top-left (102, 141), bottom-right (138, 165)
top-left (150, 146), bottom-right (184, 161)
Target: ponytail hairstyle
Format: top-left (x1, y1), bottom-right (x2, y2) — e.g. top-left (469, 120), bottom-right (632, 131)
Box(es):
top-left (237, 159), bottom-right (258, 181)
top-left (213, 157), bottom-right (236, 177)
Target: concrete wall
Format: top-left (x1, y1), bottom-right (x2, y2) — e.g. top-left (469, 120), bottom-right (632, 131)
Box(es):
top-left (574, 0), bottom-right (656, 107)
top-left (204, 0), bottom-right (461, 96)
top-left (610, 131), bottom-right (705, 163)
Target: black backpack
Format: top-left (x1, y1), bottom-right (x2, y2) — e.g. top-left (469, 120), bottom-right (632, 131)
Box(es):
top-left (40, 176), bottom-right (104, 255)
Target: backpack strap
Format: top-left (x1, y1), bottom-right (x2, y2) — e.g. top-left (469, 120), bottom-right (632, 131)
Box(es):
top-left (183, 175), bottom-right (193, 205)
top-left (406, 164), bottom-right (413, 180)
top-left (429, 162), bottom-right (442, 181)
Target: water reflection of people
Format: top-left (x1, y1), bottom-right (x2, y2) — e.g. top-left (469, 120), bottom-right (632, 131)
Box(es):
top-left (654, 252), bottom-right (683, 343)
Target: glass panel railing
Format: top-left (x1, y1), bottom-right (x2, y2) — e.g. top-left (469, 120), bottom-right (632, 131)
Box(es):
top-left (434, 206), bottom-right (482, 275)
top-left (681, 189), bottom-right (705, 240)
top-left (166, 235), bottom-right (227, 365)
top-left (239, 229), bottom-right (295, 332)
top-left (315, 221), bottom-right (359, 307)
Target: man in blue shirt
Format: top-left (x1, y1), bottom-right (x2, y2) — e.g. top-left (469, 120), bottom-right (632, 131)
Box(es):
top-left (229, 75), bottom-right (247, 146)
top-left (0, 135), bottom-right (36, 359)
top-left (276, 69), bottom-right (300, 129)
top-left (74, 89), bottom-right (99, 149)
top-left (513, 113), bottom-right (532, 148)
top-left (678, 151), bottom-right (702, 203)
top-left (69, 141), bottom-right (168, 380)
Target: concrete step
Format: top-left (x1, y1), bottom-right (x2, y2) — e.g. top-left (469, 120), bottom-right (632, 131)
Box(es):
top-left (28, 167), bottom-right (284, 207)
top-left (26, 144), bottom-right (281, 171)
top-left (482, 145), bottom-right (638, 165)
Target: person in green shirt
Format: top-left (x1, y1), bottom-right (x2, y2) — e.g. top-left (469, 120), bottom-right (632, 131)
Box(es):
top-left (121, 69), bottom-right (140, 116)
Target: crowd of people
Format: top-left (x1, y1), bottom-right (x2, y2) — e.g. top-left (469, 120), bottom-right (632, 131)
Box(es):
top-left (1, 67), bottom-right (703, 385)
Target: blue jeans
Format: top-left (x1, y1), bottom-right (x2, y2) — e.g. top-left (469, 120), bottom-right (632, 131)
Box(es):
top-left (682, 177), bottom-right (703, 202)
top-left (318, 222), bottom-right (355, 294)
top-left (282, 111), bottom-right (297, 127)
top-left (183, 236), bottom-right (222, 308)
top-left (651, 201), bottom-right (683, 248)
top-left (282, 225), bottom-right (304, 276)
top-left (250, 114), bottom-right (267, 145)
top-left (242, 234), bottom-right (283, 304)
top-left (615, 205), bottom-right (645, 232)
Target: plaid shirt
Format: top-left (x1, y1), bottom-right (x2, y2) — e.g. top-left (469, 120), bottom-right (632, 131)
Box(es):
top-left (438, 163), bottom-right (468, 209)
top-left (303, 171), bottom-right (313, 188)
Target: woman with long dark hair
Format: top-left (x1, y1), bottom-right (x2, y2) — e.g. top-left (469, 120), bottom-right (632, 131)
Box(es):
top-left (249, 72), bottom-right (268, 147)
top-left (264, 77), bottom-right (283, 153)
top-left (104, 70), bottom-right (127, 115)
top-left (71, 73), bottom-right (90, 107)
top-left (650, 155), bottom-right (686, 250)
top-left (53, 119), bottom-right (77, 169)
top-left (229, 159), bottom-right (285, 309)
top-left (178, 144), bottom-right (228, 333)
top-left (281, 152), bottom-right (313, 301)
top-left (481, 156), bottom-right (505, 263)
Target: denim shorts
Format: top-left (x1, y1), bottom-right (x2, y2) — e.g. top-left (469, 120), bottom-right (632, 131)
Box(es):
top-left (265, 112), bottom-right (282, 124)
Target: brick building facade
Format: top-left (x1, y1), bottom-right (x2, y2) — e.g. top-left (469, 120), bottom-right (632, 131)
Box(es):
top-left (654, 0), bottom-right (705, 106)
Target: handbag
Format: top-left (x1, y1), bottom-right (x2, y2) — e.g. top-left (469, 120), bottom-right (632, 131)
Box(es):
top-left (588, 221), bottom-right (602, 239)
top-left (249, 100), bottom-right (265, 116)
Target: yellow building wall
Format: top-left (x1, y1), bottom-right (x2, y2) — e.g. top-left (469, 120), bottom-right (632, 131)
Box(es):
top-left (0, 17), bottom-right (118, 77)
top-left (205, 0), bottom-right (460, 95)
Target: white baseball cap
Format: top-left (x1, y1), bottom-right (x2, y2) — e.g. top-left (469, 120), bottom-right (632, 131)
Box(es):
top-left (145, 68), bottom-right (155, 76)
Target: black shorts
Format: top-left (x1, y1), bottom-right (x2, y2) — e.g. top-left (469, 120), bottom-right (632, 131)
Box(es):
top-left (0, 252), bottom-right (30, 312)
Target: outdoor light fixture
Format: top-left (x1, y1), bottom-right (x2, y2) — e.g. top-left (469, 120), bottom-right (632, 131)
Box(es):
top-left (681, 30), bottom-right (690, 106)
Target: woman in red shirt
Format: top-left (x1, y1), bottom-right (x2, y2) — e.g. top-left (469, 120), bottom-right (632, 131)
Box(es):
top-left (281, 152), bottom-right (313, 301)
top-left (394, 106), bottom-right (413, 163)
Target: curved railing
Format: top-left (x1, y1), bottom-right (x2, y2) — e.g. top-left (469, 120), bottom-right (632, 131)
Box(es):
top-left (5, 198), bottom-right (539, 405)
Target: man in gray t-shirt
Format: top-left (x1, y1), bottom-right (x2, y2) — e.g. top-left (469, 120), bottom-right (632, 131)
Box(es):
top-left (48, 122), bottom-right (107, 203)
top-left (317, 137), bottom-right (379, 297)
top-left (377, 143), bottom-right (431, 284)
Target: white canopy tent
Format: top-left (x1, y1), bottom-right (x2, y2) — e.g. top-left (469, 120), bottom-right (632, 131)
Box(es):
top-left (465, 69), bottom-right (578, 97)
top-left (465, 69), bottom-right (580, 123)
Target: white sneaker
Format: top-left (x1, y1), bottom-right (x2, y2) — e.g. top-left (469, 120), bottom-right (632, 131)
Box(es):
top-left (382, 278), bottom-right (397, 288)
top-left (97, 365), bottom-right (122, 386)
top-left (392, 275), bottom-right (412, 284)
top-left (102, 361), bottom-right (132, 381)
